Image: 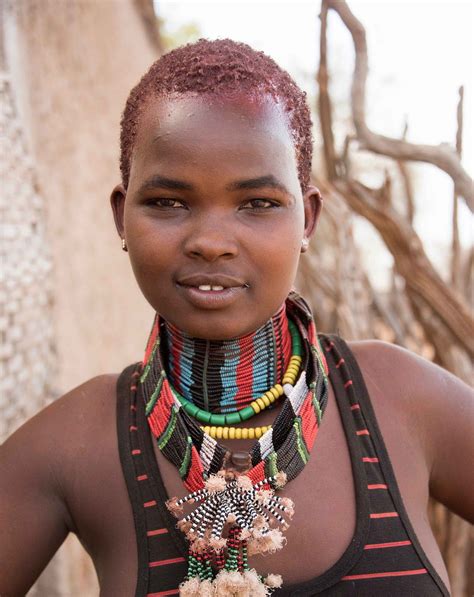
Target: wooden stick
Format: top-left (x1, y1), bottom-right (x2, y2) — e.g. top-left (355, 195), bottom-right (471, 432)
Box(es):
top-left (326, 0), bottom-right (473, 210)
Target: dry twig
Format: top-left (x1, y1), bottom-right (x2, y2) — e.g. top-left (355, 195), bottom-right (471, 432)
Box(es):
top-left (451, 86), bottom-right (464, 289)
top-left (325, 0), bottom-right (473, 210)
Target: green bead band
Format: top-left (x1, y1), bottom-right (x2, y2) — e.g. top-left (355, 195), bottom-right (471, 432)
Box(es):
top-left (288, 319), bottom-right (303, 356)
top-left (183, 402), bottom-right (199, 418)
top-left (224, 411), bottom-right (242, 425)
top-left (237, 406), bottom-right (255, 422)
top-left (194, 409), bottom-right (212, 424)
top-left (207, 413), bottom-right (227, 426)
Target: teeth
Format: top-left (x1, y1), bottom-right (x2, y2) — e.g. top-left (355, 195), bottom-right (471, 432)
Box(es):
top-left (198, 285), bottom-right (225, 291)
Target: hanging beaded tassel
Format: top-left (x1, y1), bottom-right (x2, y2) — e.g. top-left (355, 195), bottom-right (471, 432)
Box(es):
top-left (168, 470), bottom-right (291, 595)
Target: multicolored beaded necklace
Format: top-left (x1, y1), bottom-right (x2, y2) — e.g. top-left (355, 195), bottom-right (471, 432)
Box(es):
top-left (163, 304), bottom-right (291, 414)
top-left (138, 293), bottom-right (329, 595)
top-left (167, 317), bottom-right (303, 429)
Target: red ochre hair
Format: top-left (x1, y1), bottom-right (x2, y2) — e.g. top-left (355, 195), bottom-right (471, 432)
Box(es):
top-left (120, 38), bottom-right (313, 192)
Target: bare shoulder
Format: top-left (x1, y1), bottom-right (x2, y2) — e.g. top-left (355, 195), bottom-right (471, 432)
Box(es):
top-left (0, 373), bottom-right (121, 594)
top-left (1, 373), bottom-right (120, 512)
top-left (2, 372), bottom-right (119, 449)
top-left (347, 338), bottom-right (471, 415)
top-left (48, 372), bottom-right (120, 438)
top-left (347, 338), bottom-right (449, 388)
top-left (347, 339), bottom-right (474, 522)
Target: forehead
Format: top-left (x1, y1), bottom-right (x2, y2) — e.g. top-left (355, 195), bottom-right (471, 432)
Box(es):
top-left (130, 93), bottom-right (298, 185)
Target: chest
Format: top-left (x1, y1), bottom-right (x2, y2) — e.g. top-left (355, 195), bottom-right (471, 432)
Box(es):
top-left (69, 376), bottom-right (448, 593)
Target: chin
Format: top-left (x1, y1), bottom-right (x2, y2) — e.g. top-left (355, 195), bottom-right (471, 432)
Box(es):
top-left (166, 313), bottom-right (261, 341)
top-left (182, 323), bottom-right (252, 341)
top-left (151, 294), bottom-right (288, 340)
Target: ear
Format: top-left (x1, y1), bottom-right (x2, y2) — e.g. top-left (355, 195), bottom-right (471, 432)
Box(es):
top-left (302, 185), bottom-right (323, 251)
top-left (110, 184), bottom-right (127, 240)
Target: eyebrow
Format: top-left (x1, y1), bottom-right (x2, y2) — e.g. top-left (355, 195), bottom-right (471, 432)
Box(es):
top-left (137, 174), bottom-right (290, 195)
top-left (138, 175), bottom-right (194, 193)
top-left (226, 175), bottom-right (289, 194)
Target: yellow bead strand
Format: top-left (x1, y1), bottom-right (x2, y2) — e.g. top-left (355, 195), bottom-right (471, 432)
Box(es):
top-left (246, 352), bottom-right (301, 415)
top-left (281, 355), bottom-right (301, 385)
top-left (201, 425), bottom-right (272, 440)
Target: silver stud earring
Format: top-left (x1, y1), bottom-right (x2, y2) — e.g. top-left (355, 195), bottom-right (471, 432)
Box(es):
top-left (301, 238), bottom-right (309, 252)
top-left (121, 238), bottom-right (128, 252)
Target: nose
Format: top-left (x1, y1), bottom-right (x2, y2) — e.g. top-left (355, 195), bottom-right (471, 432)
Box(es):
top-left (183, 213), bottom-right (238, 262)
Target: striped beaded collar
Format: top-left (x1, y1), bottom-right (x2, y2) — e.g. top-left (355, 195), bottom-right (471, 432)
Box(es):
top-left (139, 291), bottom-right (329, 490)
top-left (161, 304), bottom-right (291, 415)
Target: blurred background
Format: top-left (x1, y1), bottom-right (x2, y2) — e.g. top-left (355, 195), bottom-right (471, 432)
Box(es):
top-left (0, 0), bottom-right (472, 594)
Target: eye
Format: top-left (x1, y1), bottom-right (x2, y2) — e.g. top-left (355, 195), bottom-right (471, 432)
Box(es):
top-left (150, 198), bottom-right (187, 209)
top-left (240, 198), bottom-right (279, 210)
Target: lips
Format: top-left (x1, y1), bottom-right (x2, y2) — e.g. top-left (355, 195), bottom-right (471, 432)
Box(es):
top-left (195, 284), bottom-right (225, 291)
top-left (175, 273), bottom-right (249, 310)
top-left (176, 273), bottom-right (248, 289)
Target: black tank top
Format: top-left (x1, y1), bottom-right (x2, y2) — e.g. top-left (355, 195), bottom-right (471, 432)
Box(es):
top-left (117, 335), bottom-right (450, 596)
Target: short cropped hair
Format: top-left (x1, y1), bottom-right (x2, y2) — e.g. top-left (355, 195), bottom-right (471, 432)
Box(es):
top-left (120, 39), bottom-right (313, 192)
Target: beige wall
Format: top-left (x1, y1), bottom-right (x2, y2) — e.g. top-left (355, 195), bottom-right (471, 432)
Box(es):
top-left (13, 0), bottom-right (158, 395)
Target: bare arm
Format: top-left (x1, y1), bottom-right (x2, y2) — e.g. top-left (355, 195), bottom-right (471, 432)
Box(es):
top-left (1, 408), bottom-right (71, 595)
top-left (0, 375), bottom-right (115, 596)
top-left (352, 340), bottom-right (474, 523)
top-left (421, 358), bottom-right (474, 522)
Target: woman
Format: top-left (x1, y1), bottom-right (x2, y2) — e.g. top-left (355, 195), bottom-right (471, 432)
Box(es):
top-left (1, 39), bottom-right (472, 597)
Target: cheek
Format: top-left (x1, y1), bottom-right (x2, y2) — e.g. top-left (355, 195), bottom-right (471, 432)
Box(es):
top-left (254, 216), bottom-right (303, 265)
top-left (126, 230), bottom-right (174, 295)
top-left (125, 211), bottom-right (176, 268)
top-left (252, 233), bottom-right (301, 290)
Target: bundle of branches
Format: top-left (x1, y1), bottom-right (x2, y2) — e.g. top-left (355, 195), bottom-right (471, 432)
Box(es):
top-left (296, 1), bottom-right (473, 595)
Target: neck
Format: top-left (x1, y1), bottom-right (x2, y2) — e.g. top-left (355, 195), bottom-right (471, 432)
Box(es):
top-left (162, 305), bottom-right (291, 413)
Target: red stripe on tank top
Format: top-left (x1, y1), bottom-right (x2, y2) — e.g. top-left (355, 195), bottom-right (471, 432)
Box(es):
top-left (368, 484), bottom-right (387, 489)
top-left (370, 512), bottom-right (399, 519)
top-left (344, 380), bottom-right (353, 388)
top-left (147, 528), bottom-right (169, 537)
top-left (362, 457), bottom-right (379, 462)
top-left (342, 568), bottom-right (428, 581)
top-left (336, 357), bottom-right (345, 368)
top-left (137, 474), bottom-right (148, 481)
top-left (144, 500), bottom-right (157, 508)
top-left (130, 425), bottom-right (138, 431)
top-left (350, 403), bottom-right (360, 410)
top-left (132, 449), bottom-right (141, 455)
top-left (356, 429), bottom-right (370, 435)
top-left (364, 540), bottom-right (412, 550)
top-left (149, 557), bottom-right (186, 567)
top-left (147, 590), bottom-right (179, 596)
